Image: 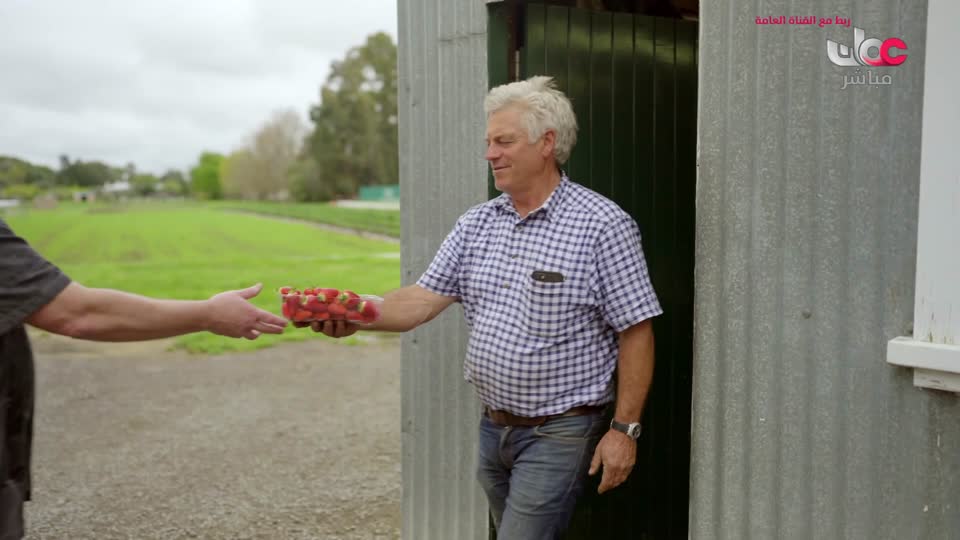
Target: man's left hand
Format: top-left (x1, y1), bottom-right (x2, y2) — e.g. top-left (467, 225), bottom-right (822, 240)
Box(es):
top-left (588, 429), bottom-right (636, 494)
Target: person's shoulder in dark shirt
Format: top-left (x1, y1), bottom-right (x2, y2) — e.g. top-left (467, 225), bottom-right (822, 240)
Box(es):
top-left (0, 218), bottom-right (71, 335)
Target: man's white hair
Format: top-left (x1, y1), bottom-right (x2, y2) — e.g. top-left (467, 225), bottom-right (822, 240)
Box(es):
top-left (484, 76), bottom-right (578, 165)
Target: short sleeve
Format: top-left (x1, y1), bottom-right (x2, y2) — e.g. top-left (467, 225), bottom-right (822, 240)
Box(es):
top-left (415, 216), bottom-right (465, 298)
top-left (0, 219), bottom-right (71, 336)
top-left (591, 215), bottom-right (662, 332)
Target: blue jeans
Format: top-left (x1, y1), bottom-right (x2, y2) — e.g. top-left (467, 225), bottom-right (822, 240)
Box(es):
top-left (477, 411), bottom-right (607, 539)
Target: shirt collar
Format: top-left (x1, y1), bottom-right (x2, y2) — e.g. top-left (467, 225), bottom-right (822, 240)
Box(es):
top-left (493, 171), bottom-right (571, 223)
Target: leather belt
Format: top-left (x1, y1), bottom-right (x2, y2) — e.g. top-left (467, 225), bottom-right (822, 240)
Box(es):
top-left (484, 405), bottom-right (606, 427)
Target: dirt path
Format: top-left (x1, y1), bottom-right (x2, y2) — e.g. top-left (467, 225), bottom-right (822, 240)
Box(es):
top-left (25, 334), bottom-right (401, 540)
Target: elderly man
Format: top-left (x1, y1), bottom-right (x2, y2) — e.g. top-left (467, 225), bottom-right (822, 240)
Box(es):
top-left (0, 217), bottom-right (288, 540)
top-left (311, 76), bottom-right (661, 538)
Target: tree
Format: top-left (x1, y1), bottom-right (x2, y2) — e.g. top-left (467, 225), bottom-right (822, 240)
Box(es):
top-left (159, 170), bottom-right (189, 196)
top-left (131, 173), bottom-right (159, 196)
top-left (3, 183), bottom-right (40, 200)
top-left (297, 32), bottom-right (398, 201)
top-left (222, 110), bottom-right (305, 200)
top-left (220, 149), bottom-right (254, 199)
top-left (0, 156), bottom-right (56, 190)
top-left (289, 156), bottom-right (325, 202)
top-left (57, 159), bottom-right (117, 187)
top-left (189, 152), bottom-right (224, 200)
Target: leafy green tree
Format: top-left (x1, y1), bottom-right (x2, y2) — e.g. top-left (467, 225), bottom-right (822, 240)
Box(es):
top-left (3, 183), bottom-right (41, 200)
top-left (0, 156), bottom-right (56, 189)
top-left (298, 32), bottom-right (398, 201)
top-left (160, 170), bottom-right (189, 196)
top-left (131, 173), bottom-right (159, 196)
top-left (289, 156), bottom-right (326, 201)
top-left (57, 158), bottom-right (118, 187)
top-left (189, 152), bottom-right (224, 200)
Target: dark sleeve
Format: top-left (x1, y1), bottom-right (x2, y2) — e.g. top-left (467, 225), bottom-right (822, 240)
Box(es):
top-left (0, 218), bottom-right (71, 336)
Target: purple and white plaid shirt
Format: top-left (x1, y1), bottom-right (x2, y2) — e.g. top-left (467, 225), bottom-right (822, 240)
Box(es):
top-left (417, 174), bottom-right (662, 416)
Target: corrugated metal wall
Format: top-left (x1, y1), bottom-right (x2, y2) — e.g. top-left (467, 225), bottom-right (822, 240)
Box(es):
top-left (397, 0), bottom-right (490, 539)
top-left (691, 0), bottom-right (960, 539)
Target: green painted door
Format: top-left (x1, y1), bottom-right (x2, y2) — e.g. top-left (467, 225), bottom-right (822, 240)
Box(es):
top-left (489, 3), bottom-right (697, 538)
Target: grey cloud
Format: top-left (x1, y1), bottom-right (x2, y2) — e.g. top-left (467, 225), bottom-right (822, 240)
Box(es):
top-left (0, 0), bottom-right (396, 173)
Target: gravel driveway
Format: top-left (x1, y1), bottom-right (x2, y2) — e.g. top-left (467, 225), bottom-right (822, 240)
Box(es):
top-left (24, 334), bottom-right (401, 540)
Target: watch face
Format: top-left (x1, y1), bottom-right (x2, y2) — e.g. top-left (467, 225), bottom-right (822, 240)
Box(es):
top-left (628, 425), bottom-right (642, 438)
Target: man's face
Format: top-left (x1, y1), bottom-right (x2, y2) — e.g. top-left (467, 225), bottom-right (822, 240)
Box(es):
top-left (484, 106), bottom-right (552, 193)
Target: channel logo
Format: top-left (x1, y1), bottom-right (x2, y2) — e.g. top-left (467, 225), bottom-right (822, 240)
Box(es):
top-left (827, 27), bottom-right (907, 67)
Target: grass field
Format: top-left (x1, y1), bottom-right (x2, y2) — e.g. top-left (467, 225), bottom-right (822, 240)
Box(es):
top-left (208, 200), bottom-right (401, 238)
top-left (4, 203), bottom-right (401, 354)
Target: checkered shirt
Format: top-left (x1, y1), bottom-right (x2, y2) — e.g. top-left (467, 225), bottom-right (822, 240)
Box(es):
top-left (416, 174), bottom-right (662, 416)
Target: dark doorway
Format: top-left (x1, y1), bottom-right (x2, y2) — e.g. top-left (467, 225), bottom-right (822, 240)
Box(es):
top-left (488, 1), bottom-right (697, 538)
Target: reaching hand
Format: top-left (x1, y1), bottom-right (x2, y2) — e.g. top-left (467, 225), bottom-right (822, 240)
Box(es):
top-left (588, 429), bottom-right (637, 494)
top-left (206, 283), bottom-right (288, 339)
top-left (293, 319), bottom-right (359, 338)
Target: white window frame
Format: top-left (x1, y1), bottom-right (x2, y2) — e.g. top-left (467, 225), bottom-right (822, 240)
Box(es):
top-left (886, 0), bottom-right (960, 391)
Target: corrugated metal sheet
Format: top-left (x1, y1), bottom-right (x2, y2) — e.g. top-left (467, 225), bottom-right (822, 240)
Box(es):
top-left (397, 0), bottom-right (490, 539)
top-left (691, 0), bottom-right (960, 539)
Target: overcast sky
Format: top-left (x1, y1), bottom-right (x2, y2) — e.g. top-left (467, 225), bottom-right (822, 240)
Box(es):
top-left (0, 0), bottom-right (397, 174)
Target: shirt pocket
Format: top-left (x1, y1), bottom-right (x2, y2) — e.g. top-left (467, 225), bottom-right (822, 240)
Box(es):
top-left (522, 273), bottom-right (583, 339)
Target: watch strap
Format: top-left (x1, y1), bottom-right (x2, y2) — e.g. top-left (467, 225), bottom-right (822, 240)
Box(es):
top-left (610, 419), bottom-right (642, 439)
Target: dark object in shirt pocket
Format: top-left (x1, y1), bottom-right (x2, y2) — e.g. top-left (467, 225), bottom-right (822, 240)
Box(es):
top-left (531, 270), bottom-right (565, 283)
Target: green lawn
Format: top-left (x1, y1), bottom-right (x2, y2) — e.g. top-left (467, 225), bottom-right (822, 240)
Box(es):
top-left (5, 204), bottom-right (401, 354)
top-left (207, 200), bottom-right (400, 238)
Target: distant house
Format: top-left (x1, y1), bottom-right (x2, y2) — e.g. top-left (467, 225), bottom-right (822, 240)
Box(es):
top-left (100, 180), bottom-right (131, 197)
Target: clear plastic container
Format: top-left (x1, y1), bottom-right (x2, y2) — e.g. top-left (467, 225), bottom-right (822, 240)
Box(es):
top-left (278, 287), bottom-right (382, 325)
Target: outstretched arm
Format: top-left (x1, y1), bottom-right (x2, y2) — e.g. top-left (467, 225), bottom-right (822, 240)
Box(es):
top-left (307, 284), bottom-right (457, 338)
top-left (27, 282), bottom-right (288, 341)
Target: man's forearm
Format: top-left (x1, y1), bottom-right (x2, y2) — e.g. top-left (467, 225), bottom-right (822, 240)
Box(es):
top-left (613, 319), bottom-right (655, 423)
top-left (65, 287), bottom-right (211, 341)
top-left (363, 285), bottom-right (453, 332)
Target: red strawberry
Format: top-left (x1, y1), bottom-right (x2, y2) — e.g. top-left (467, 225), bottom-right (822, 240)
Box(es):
top-left (284, 293), bottom-right (302, 310)
top-left (346, 311), bottom-right (364, 322)
top-left (303, 295), bottom-right (328, 312)
top-left (337, 290), bottom-right (360, 307)
top-left (278, 286), bottom-right (294, 295)
top-left (303, 287), bottom-right (316, 296)
top-left (281, 302), bottom-right (295, 320)
top-left (328, 303), bottom-right (347, 318)
top-left (293, 309), bottom-right (313, 322)
top-left (314, 311), bottom-right (331, 321)
top-left (316, 288), bottom-right (340, 303)
top-left (357, 300), bottom-right (380, 323)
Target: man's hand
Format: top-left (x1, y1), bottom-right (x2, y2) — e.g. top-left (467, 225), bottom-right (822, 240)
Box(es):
top-left (294, 319), bottom-right (359, 338)
top-left (291, 284), bottom-right (456, 336)
top-left (588, 429), bottom-right (637, 494)
top-left (206, 283), bottom-right (289, 340)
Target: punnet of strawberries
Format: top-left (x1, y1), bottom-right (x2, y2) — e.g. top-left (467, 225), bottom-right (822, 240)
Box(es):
top-left (278, 286), bottom-right (382, 324)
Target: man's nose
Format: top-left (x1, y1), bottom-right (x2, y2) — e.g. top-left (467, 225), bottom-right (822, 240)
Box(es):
top-left (485, 143), bottom-right (500, 161)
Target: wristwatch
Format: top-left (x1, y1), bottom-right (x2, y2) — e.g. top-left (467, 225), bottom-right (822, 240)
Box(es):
top-left (610, 419), bottom-right (642, 440)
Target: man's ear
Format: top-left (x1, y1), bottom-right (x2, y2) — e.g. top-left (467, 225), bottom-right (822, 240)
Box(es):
top-left (541, 129), bottom-right (557, 159)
